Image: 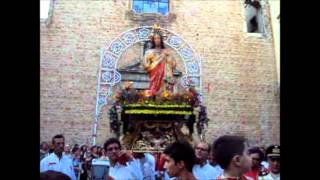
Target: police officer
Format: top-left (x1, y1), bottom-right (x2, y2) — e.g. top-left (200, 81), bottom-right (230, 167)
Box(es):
top-left (258, 145), bottom-right (280, 180)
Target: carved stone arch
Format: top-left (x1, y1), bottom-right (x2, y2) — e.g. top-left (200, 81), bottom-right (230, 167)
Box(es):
top-left (92, 26), bottom-right (203, 144)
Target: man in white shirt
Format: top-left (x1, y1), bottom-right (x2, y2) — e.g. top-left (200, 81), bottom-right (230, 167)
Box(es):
top-left (40, 134), bottom-right (76, 180)
top-left (193, 141), bottom-right (220, 180)
top-left (103, 138), bottom-right (143, 180)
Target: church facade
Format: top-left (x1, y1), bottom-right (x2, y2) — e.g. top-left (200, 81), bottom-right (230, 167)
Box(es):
top-left (40, 0), bottom-right (279, 146)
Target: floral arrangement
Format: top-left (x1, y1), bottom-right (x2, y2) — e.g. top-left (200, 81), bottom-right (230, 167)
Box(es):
top-left (113, 84), bottom-right (200, 108)
top-left (109, 81), bottom-right (209, 140)
top-left (124, 104), bottom-right (191, 108)
top-left (124, 109), bottom-right (193, 115)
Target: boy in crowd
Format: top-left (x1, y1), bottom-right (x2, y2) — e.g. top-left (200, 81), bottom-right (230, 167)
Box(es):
top-left (163, 141), bottom-right (197, 180)
top-left (212, 135), bottom-right (252, 180)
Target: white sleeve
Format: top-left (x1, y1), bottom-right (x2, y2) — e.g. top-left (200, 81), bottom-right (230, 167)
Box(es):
top-left (144, 153), bottom-right (156, 179)
top-left (68, 159), bottom-right (77, 180)
top-left (145, 153), bottom-right (156, 169)
top-left (70, 170), bottom-right (77, 180)
top-left (127, 159), bottom-right (143, 180)
top-left (40, 158), bottom-right (47, 172)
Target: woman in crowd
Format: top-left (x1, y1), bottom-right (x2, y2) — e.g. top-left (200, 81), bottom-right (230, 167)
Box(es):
top-left (72, 147), bottom-right (82, 180)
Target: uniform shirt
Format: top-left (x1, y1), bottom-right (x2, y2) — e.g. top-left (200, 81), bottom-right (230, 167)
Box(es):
top-left (109, 161), bottom-right (140, 180)
top-left (192, 162), bottom-right (221, 180)
top-left (40, 153), bottom-right (76, 180)
top-left (258, 172), bottom-right (280, 180)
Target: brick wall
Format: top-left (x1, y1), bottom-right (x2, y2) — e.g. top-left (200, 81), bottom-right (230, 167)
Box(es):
top-left (40, 0), bottom-right (279, 146)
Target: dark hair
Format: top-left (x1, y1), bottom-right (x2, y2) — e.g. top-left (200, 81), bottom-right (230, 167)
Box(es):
top-left (97, 146), bottom-right (103, 156)
top-left (49, 146), bottom-right (54, 154)
top-left (40, 170), bottom-right (71, 180)
top-left (103, 138), bottom-right (121, 151)
top-left (248, 146), bottom-right (264, 160)
top-left (80, 145), bottom-right (87, 152)
top-left (52, 134), bottom-right (64, 144)
top-left (72, 147), bottom-right (80, 154)
top-left (90, 145), bottom-right (97, 151)
top-left (163, 141), bottom-right (196, 172)
top-left (150, 32), bottom-right (165, 49)
top-left (212, 135), bottom-right (247, 169)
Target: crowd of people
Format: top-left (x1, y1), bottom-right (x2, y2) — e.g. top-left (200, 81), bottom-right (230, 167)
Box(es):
top-left (40, 134), bottom-right (280, 180)
top-left (40, 136), bottom-right (107, 180)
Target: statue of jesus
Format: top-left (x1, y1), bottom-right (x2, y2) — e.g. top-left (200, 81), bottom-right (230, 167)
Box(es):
top-left (143, 31), bottom-right (176, 96)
